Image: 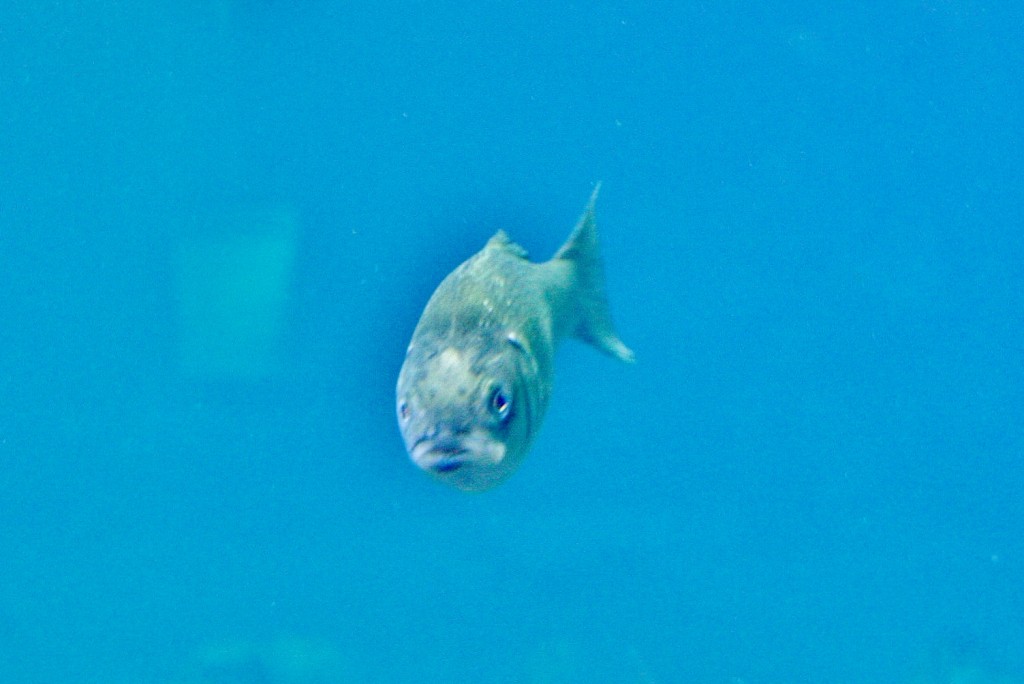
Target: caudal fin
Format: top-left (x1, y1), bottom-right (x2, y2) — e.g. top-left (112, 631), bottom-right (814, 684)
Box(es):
top-left (553, 183), bottom-right (635, 363)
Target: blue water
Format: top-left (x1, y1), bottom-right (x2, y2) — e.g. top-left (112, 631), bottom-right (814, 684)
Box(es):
top-left (2, 2), bottom-right (1022, 682)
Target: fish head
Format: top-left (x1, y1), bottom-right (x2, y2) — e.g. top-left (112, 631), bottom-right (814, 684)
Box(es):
top-left (396, 332), bottom-right (538, 491)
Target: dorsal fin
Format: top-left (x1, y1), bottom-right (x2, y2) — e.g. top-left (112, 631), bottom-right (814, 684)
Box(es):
top-left (553, 183), bottom-right (635, 363)
top-left (485, 230), bottom-right (528, 258)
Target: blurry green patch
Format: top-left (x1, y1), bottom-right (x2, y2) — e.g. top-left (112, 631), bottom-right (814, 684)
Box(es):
top-left (192, 634), bottom-right (355, 683)
top-left (177, 207), bottom-right (298, 379)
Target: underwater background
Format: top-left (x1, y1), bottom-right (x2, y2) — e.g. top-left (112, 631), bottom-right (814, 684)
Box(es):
top-left (1, 1), bottom-right (1022, 682)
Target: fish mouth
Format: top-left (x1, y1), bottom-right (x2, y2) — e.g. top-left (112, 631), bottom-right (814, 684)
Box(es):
top-left (412, 442), bottom-right (469, 473)
top-left (431, 456), bottom-right (465, 473)
top-left (409, 432), bottom-right (505, 478)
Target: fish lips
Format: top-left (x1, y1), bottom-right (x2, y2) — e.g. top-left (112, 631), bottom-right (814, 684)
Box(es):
top-left (409, 432), bottom-right (506, 476)
top-left (431, 455), bottom-right (466, 473)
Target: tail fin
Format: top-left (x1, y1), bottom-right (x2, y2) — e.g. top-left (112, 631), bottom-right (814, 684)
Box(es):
top-left (553, 183), bottom-right (635, 363)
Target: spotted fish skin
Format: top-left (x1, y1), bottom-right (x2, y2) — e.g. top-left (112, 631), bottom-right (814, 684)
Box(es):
top-left (396, 184), bottom-right (633, 491)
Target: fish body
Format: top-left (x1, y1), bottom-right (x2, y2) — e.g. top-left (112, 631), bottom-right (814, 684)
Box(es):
top-left (395, 185), bottom-right (633, 491)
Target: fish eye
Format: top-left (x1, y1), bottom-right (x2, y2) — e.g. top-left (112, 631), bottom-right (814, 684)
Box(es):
top-left (488, 385), bottom-right (512, 420)
top-left (398, 400), bottom-right (410, 421)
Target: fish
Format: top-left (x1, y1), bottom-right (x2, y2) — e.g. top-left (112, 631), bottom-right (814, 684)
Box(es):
top-left (395, 184), bottom-right (633, 491)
